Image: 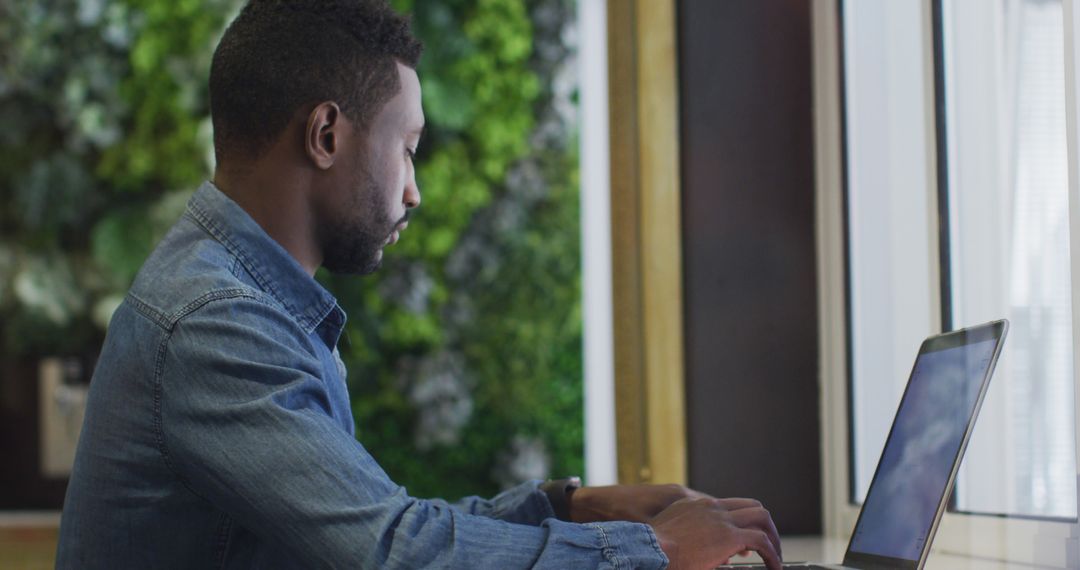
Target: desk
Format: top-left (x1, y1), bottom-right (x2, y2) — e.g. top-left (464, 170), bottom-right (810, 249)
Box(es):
top-left (734, 536), bottom-right (1060, 569)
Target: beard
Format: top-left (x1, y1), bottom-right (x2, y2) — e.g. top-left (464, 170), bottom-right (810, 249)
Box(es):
top-left (321, 170), bottom-right (397, 275)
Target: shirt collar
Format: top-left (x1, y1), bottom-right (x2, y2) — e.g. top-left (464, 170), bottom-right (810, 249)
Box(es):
top-left (185, 181), bottom-right (345, 341)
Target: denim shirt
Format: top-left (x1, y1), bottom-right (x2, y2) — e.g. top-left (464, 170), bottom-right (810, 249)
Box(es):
top-left (57, 182), bottom-right (668, 569)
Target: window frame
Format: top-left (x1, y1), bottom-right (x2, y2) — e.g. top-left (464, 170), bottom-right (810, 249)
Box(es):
top-left (814, 0), bottom-right (1080, 565)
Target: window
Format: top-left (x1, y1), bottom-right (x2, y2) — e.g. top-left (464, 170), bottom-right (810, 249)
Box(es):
top-left (842, 0), bottom-right (1078, 522)
top-left (842, 0), bottom-right (938, 505)
top-left (941, 0), bottom-right (1077, 520)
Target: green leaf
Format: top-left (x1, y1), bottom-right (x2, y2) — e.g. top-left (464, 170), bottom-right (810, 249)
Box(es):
top-left (90, 209), bottom-right (156, 284)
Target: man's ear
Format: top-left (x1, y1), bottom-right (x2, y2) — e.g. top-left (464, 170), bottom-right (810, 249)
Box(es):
top-left (305, 101), bottom-right (342, 170)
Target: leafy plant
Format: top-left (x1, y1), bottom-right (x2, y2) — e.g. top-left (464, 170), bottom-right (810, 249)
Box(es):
top-left (0, 0), bottom-right (582, 500)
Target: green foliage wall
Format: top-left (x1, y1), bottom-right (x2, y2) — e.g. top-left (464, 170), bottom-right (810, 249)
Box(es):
top-left (0, 0), bottom-right (581, 501)
top-left (329, 0), bottom-right (583, 498)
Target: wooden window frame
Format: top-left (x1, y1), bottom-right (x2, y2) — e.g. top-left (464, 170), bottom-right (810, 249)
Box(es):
top-left (607, 0), bottom-right (687, 486)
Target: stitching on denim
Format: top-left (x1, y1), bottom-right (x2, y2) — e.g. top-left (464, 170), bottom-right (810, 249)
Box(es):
top-left (310, 301), bottom-right (339, 340)
top-left (213, 511), bottom-right (233, 568)
top-left (169, 288), bottom-right (266, 330)
top-left (125, 292), bottom-right (170, 330)
top-left (152, 290), bottom-right (276, 500)
top-left (152, 329), bottom-right (190, 493)
top-left (186, 202), bottom-right (317, 332)
top-left (643, 523), bottom-right (667, 564)
top-left (228, 255), bottom-right (243, 280)
top-left (593, 524), bottom-right (623, 570)
top-left (186, 205), bottom-right (296, 317)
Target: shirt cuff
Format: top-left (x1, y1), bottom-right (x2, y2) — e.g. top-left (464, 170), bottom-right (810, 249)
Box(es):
top-left (487, 479), bottom-right (557, 524)
top-left (586, 520), bottom-right (669, 570)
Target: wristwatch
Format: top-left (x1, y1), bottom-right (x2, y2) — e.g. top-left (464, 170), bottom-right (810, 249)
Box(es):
top-left (539, 476), bottom-right (582, 521)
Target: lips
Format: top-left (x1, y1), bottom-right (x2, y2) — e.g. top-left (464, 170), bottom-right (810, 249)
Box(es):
top-left (386, 221), bottom-right (409, 246)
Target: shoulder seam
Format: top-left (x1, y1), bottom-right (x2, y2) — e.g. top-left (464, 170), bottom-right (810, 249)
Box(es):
top-left (169, 287), bottom-right (271, 330)
top-left (129, 287), bottom-right (286, 332)
top-left (184, 206), bottom-right (309, 329)
top-left (151, 288), bottom-right (285, 499)
top-left (125, 292), bottom-right (170, 330)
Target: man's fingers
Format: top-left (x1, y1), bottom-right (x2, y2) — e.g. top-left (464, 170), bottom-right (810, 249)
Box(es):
top-left (727, 507), bottom-right (782, 558)
top-left (738, 528), bottom-right (782, 570)
top-left (715, 497), bottom-right (762, 511)
top-left (682, 488), bottom-right (712, 501)
top-left (652, 496), bottom-right (782, 570)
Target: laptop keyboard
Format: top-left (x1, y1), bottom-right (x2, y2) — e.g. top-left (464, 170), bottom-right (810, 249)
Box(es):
top-left (725, 561), bottom-right (833, 565)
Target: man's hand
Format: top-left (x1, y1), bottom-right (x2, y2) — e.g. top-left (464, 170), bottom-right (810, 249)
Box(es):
top-left (569, 483), bottom-right (711, 524)
top-left (648, 497), bottom-right (782, 570)
top-left (567, 485), bottom-right (781, 569)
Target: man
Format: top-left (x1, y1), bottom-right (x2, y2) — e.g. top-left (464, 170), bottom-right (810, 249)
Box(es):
top-left (57, 1), bottom-right (783, 568)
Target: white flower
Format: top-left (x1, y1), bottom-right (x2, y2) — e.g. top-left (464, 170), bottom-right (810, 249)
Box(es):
top-left (379, 262), bottom-right (434, 315)
top-left (408, 351), bottom-right (474, 450)
top-left (493, 435), bottom-right (551, 490)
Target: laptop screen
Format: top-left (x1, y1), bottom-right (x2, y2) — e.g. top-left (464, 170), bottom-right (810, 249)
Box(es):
top-left (846, 336), bottom-right (1000, 561)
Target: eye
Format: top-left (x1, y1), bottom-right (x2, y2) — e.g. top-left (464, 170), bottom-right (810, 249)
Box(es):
top-left (405, 148), bottom-right (417, 161)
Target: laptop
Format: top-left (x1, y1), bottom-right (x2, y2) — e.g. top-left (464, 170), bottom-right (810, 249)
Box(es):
top-left (730, 319), bottom-right (1009, 570)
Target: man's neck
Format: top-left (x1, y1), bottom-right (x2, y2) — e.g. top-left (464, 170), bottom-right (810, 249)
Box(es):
top-left (213, 159), bottom-right (322, 277)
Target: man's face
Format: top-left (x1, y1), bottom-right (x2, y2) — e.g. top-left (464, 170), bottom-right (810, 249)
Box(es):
top-left (320, 62), bottom-right (424, 275)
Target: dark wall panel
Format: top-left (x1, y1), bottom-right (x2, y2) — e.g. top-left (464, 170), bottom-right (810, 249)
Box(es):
top-left (678, 0), bottom-right (821, 534)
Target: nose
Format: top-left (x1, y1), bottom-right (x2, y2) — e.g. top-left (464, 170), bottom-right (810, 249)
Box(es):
top-left (404, 175), bottom-right (420, 209)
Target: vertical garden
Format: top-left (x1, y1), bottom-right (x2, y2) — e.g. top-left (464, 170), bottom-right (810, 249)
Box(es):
top-left (0, 0), bottom-right (582, 502)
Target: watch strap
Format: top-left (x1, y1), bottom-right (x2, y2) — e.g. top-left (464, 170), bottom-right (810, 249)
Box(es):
top-left (539, 476), bottom-right (582, 521)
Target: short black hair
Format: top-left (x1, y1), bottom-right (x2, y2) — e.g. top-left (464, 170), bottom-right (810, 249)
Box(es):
top-left (209, 0), bottom-right (423, 163)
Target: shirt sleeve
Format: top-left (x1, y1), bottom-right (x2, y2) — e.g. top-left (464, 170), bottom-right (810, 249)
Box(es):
top-left (159, 296), bottom-right (668, 569)
top-left (443, 480), bottom-right (557, 525)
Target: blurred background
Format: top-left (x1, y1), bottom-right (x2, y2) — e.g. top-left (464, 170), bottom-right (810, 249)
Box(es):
top-left (0, 0), bottom-right (582, 565)
top-left (5, 0), bottom-right (1080, 568)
